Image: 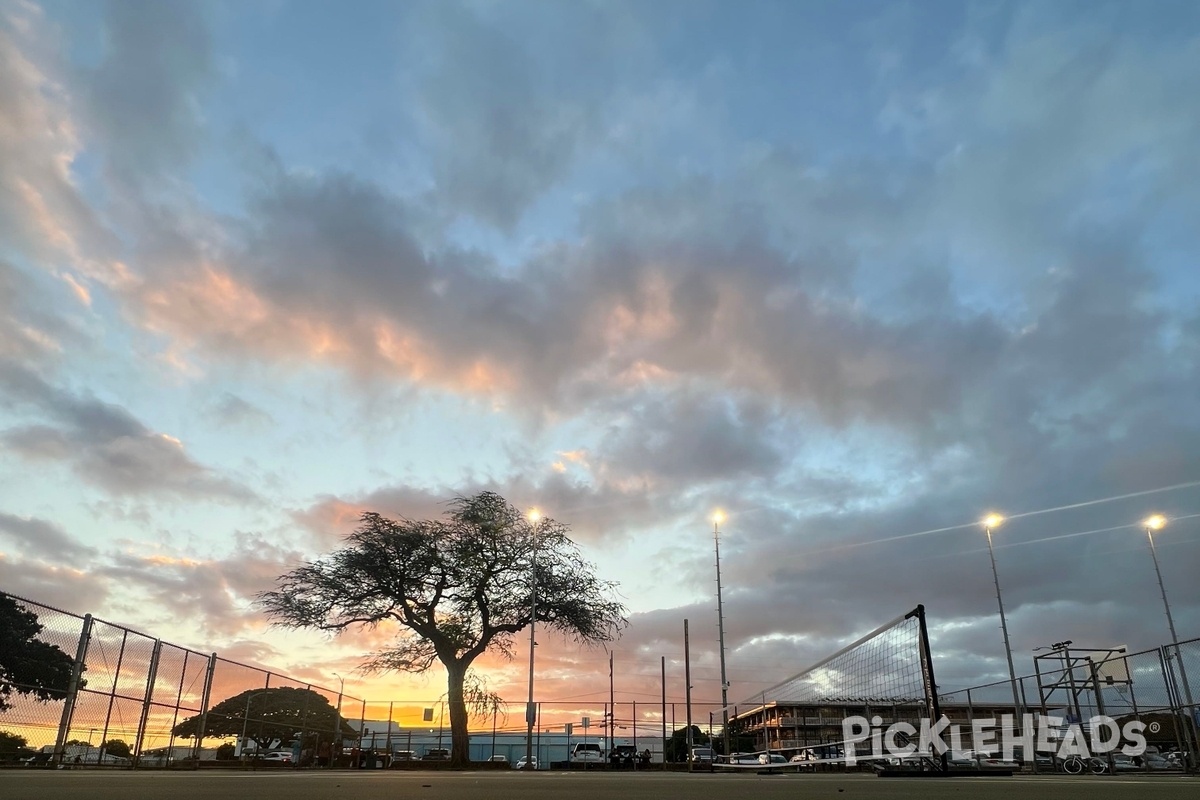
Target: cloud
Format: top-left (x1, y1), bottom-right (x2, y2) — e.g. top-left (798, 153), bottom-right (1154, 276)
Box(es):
top-left (406, 3), bottom-right (611, 229)
top-left (97, 535), bottom-right (300, 639)
top-left (0, 554), bottom-right (108, 614)
top-left (206, 392), bottom-right (274, 429)
top-left (0, 362), bottom-right (258, 502)
top-left (83, 0), bottom-right (214, 184)
top-left (0, 511), bottom-right (97, 562)
top-left (0, 4), bottom-right (120, 288)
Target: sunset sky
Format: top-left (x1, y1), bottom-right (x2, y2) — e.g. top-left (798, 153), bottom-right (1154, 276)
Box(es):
top-left (2, 0), bottom-right (1199, 718)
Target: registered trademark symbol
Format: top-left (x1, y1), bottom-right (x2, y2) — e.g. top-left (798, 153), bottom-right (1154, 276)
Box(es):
top-left (1148, 722), bottom-right (1161, 733)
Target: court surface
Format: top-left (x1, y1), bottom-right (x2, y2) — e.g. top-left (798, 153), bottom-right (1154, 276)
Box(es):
top-left (3, 771), bottom-right (1196, 800)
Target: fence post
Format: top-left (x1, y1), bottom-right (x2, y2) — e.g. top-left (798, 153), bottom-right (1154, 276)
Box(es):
top-left (133, 640), bottom-right (163, 767)
top-left (99, 629), bottom-right (129, 765)
top-left (1161, 645), bottom-right (1196, 775)
top-left (165, 650), bottom-right (189, 766)
top-left (191, 653), bottom-right (217, 767)
top-left (53, 613), bottom-right (93, 767)
top-left (298, 685), bottom-right (312, 769)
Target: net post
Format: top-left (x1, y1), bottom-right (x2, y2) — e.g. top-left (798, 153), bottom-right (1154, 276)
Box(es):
top-left (907, 604), bottom-right (946, 771)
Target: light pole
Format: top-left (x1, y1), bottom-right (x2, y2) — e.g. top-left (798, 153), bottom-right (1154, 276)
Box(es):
top-left (240, 690), bottom-right (269, 762)
top-left (525, 509), bottom-right (541, 771)
top-left (1142, 515), bottom-right (1197, 763)
top-left (982, 514), bottom-right (1023, 721)
top-left (712, 510), bottom-right (731, 760)
top-left (333, 672), bottom-right (345, 767)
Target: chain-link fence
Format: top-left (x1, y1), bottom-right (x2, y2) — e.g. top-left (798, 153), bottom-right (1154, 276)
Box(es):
top-left (0, 593), bottom-right (367, 768)
top-left (939, 638), bottom-right (1200, 774)
top-left (1, 592), bottom-right (723, 770)
top-left (9, 588), bottom-right (1195, 774)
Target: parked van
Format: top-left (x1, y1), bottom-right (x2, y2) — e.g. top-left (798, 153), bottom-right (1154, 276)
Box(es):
top-left (690, 747), bottom-right (714, 763)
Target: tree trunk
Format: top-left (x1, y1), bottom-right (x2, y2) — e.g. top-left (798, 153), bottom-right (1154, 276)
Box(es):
top-left (446, 660), bottom-right (471, 767)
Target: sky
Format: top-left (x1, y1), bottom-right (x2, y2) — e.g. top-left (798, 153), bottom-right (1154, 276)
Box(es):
top-left (2, 0), bottom-right (1200, 720)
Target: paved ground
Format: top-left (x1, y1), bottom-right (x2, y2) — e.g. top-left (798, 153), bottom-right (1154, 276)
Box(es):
top-left (2, 771), bottom-right (1195, 800)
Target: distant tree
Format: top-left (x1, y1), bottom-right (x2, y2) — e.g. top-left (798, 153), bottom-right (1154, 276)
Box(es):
top-left (259, 491), bottom-right (627, 768)
top-left (171, 687), bottom-right (357, 754)
top-left (64, 738), bottom-right (90, 746)
top-left (215, 742), bottom-right (237, 760)
top-left (0, 730), bottom-right (28, 752)
top-left (0, 730), bottom-right (31, 764)
top-left (664, 725), bottom-right (709, 762)
top-left (101, 739), bottom-right (131, 759)
top-left (718, 717), bottom-right (757, 755)
top-left (0, 593), bottom-right (77, 711)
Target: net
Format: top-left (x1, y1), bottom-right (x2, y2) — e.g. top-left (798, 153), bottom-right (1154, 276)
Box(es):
top-left (721, 607), bottom-right (939, 771)
top-left (738, 610), bottom-right (925, 708)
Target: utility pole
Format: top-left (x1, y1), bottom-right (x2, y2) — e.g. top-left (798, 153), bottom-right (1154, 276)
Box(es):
top-left (661, 656), bottom-right (667, 771)
top-left (684, 619), bottom-right (693, 773)
top-left (609, 650), bottom-right (615, 760)
top-left (525, 510), bottom-right (541, 770)
top-left (713, 511), bottom-right (731, 758)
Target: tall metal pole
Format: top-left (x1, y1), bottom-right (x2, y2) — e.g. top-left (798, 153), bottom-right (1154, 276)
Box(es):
top-left (609, 650), bottom-right (615, 760)
top-left (713, 516), bottom-right (731, 759)
top-left (661, 656), bottom-right (667, 771)
top-left (525, 514), bottom-right (539, 770)
top-left (333, 673), bottom-right (345, 768)
top-left (985, 525), bottom-right (1023, 721)
top-left (1145, 523), bottom-right (1197, 770)
top-left (684, 619), bottom-right (693, 773)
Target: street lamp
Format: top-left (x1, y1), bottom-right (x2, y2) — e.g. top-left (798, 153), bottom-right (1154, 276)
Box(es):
top-left (240, 690), bottom-right (270, 762)
top-left (333, 672), bottom-right (345, 767)
top-left (1142, 515), bottom-right (1197, 754)
top-left (525, 509), bottom-right (541, 771)
top-left (712, 509), bottom-right (731, 760)
top-left (982, 514), bottom-right (1023, 720)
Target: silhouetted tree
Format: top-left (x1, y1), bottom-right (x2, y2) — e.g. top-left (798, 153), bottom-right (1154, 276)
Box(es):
top-left (259, 492), bottom-right (627, 767)
top-left (665, 726), bottom-right (709, 762)
top-left (0, 730), bottom-right (28, 753)
top-left (0, 593), bottom-right (76, 712)
top-left (101, 738), bottom-right (131, 759)
top-left (171, 687), bottom-right (356, 753)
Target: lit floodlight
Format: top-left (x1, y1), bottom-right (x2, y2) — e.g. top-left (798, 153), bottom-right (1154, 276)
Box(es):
top-left (1144, 514), bottom-right (1166, 531)
top-left (982, 513), bottom-right (1005, 529)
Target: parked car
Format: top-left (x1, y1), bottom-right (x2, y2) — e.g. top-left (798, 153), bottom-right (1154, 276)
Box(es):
top-left (422, 748), bottom-right (450, 761)
top-left (570, 743), bottom-right (602, 762)
top-left (514, 756), bottom-right (538, 770)
top-left (608, 745), bottom-right (637, 767)
top-left (975, 756), bottom-right (1019, 771)
top-left (690, 747), bottom-right (714, 763)
top-left (488, 754), bottom-right (508, 764)
top-left (261, 751), bottom-right (292, 763)
top-left (392, 750), bottom-right (415, 762)
top-left (727, 753), bottom-right (761, 765)
top-left (758, 753), bottom-right (787, 765)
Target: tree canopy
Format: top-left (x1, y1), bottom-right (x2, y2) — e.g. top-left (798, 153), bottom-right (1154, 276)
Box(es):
top-left (0, 730), bottom-right (28, 752)
top-left (0, 593), bottom-right (77, 712)
top-left (665, 725), bottom-right (710, 762)
top-left (172, 687), bottom-right (357, 753)
top-left (259, 491), bottom-right (627, 767)
top-left (101, 739), bottom-right (132, 759)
